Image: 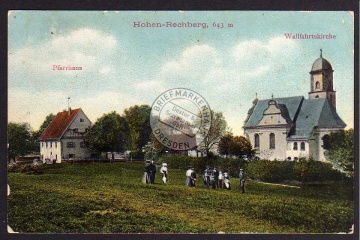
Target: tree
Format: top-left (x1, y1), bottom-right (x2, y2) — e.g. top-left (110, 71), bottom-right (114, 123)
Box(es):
top-left (218, 132), bottom-right (233, 157)
top-left (84, 112), bottom-right (128, 155)
top-left (31, 113), bottom-right (55, 152)
top-left (8, 122), bottom-right (33, 162)
top-left (37, 113), bottom-right (55, 137)
top-left (124, 105), bottom-right (152, 154)
top-left (198, 111), bottom-right (228, 156)
top-left (230, 136), bottom-right (253, 157)
top-left (324, 129), bottom-right (354, 177)
top-left (218, 134), bottom-right (253, 158)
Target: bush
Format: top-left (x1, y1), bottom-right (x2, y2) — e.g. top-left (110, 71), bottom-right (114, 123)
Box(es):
top-left (8, 163), bottom-right (43, 175)
top-left (293, 158), bottom-right (344, 182)
top-left (246, 160), bottom-right (294, 182)
top-left (157, 155), bottom-right (247, 177)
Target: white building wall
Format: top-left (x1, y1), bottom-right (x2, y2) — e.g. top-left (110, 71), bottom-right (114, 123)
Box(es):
top-left (245, 127), bottom-right (289, 160)
top-left (40, 141), bottom-right (61, 163)
top-left (61, 110), bottom-right (91, 160)
top-left (285, 141), bottom-right (309, 160)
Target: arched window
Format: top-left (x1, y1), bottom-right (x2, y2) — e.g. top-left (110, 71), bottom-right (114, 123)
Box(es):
top-left (315, 81), bottom-right (320, 89)
top-left (300, 142), bottom-right (305, 151)
top-left (293, 142), bottom-right (298, 150)
top-left (269, 133), bottom-right (275, 149)
top-left (315, 95), bottom-right (319, 98)
top-left (254, 134), bottom-right (260, 148)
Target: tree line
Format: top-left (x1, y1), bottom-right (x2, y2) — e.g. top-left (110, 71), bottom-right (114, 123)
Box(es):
top-left (7, 104), bottom-right (354, 177)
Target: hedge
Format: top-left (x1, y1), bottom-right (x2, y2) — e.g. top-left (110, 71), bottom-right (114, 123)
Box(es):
top-left (157, 155), bottom-right (345, 183)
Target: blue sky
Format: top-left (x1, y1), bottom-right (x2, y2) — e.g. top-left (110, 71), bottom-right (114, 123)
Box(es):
top-left (8, 11), bottom-right (354, 135)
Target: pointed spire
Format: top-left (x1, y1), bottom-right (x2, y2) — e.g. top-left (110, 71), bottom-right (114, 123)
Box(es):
top-left (320, 48), bottom-right (322, 58)
top-left (271, 93), bottom-right (274, 99)
top-left (255, 92), bottom-right (258, 99)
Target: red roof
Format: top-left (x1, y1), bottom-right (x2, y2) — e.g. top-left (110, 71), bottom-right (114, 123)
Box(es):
top-left (39, 108), bottom-right (81, 140)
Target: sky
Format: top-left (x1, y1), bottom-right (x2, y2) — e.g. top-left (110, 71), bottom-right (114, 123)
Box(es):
top-left (8, 11), bottom-right (354, 135)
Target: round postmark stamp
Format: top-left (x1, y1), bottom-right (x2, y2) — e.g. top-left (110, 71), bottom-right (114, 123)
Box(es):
top-left (150, 88), bottom-right (212, 150)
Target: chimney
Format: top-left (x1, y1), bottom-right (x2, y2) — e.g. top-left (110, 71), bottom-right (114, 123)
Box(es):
top-left (68, 107), bottom-right (72, 115)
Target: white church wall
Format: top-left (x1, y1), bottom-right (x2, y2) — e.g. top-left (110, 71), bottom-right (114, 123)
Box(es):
top-left (245, 127), bottom-right (288, 160)
top-left (286, 141), bottom-right (309, 160)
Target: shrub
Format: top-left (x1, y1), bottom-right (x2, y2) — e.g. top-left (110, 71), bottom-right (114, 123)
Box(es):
top-left (245, 160), bottom-right (294, 182)
top-left (8, 163), bottom-right (43, 175)
top-left (157, 155), bottom-right (247, 177)
top-left (294, 158), bottom-right (344, 182)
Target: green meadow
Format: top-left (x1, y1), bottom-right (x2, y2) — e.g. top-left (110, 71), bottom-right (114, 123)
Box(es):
top-left (7, 162), bottom-right (354, 233)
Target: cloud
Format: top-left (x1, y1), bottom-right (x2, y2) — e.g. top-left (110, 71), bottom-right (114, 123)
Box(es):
top-left (8, 28), bottom-right (119, 82)
top-left (161, 44), bottom-right (220, 80)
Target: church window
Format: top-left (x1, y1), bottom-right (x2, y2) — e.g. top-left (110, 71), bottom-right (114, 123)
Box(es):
top-left (294, 157), bottom-right (299, 161)
top-left (293, 142), bottom-right (298, 150)
top-left (315, 95), bottom-right (319, 98)
top-left (254, 134), bottom-right (260, 148)
top-left (287, 157), bottom-right (291, 161)
top-left (300, 142), bottom-right (305, 151)
top-left (315, 81), bottom-right (320, 89)
top-left (269, 133), bottom-right (275, 149)
top-left (322, 134), bottom-right (330, 150)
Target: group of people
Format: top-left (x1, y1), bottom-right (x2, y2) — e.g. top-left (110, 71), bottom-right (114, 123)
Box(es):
top-left (201, 167), bottom-right (231, 189)
top-left (143, 160), bottom-right (168, 184)
top-left (143, 160), bottom-right (246, 193)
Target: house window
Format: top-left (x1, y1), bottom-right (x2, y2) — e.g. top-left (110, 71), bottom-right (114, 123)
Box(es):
top-left (80, 142), bottom-right (86, 148)
top-left (269, 133), bottom-right (275, 149)
top-left (80, 118), bottom-right (84, 122)
top-left (67, 142), bottom-right (75, 148)
top-left (55, 142), bottom-right (57, 148)
top-left (50, 142), bottom-right (52, 148)
top-left (300, 142), bottom-right (305, 151)
top-left (315, 81), bottom-right (320, 89)
top-left (73, 128), bottom-right (78, 133)
top-left (293, 142), bottom-right (298, 150)
top-left (42, 142), bottom-right (44, 147)
top-left (254, 134), bottom-right (260, 148)
top-left (46, 142), bottom-right (48, 148)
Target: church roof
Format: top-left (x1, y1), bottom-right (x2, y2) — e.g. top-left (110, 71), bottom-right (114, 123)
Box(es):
top-left (39, 108), bottom-right (82, 140)
top-left (244, 96), bottom-right (303, 127)
top-left (244, 97), bottom-right (346, 139)
top-left (311, 57), bottom-right (333, 72)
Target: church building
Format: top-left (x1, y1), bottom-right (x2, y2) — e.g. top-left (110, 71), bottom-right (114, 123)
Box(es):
top-left (243, 51), bottom-right (346, 161)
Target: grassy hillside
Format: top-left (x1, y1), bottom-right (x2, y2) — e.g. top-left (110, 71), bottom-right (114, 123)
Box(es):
top-left (7, 162), bottom-right (354, 233)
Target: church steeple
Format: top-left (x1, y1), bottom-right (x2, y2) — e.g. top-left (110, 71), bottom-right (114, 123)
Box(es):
top-left (308, 50), bottom-right (336, 108)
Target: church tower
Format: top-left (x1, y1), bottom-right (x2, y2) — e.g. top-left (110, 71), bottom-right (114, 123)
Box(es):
top-left (308, 49), bottom-right (336, 108)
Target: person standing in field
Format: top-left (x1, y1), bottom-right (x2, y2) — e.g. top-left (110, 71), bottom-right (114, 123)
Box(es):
top-left (186, 167), bottom-right (196, 187)
top-left (143, 160), bottom-right (151, 184)
top-left (239, 168), bottom-right (245, 193)
top-left (218, 170), bottom-right (224, 189)
top-left (149, 160), bottom-right (156, 184)
top-left (160, 162), bottom-right (168, 184)
top-left (213, 167), bottom-right (219, 189)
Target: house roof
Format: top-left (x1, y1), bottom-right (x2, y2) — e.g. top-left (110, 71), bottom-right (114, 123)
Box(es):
top-left (244, 96), bottom-right (346, 139)
top-left (244, 96), bottom-right (304, 127)
top-left (39, 108), bottom-right (81, 140)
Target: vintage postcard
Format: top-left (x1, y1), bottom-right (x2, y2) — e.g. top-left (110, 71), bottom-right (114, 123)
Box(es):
top-left (6, 10), bottom-right (356, 237)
